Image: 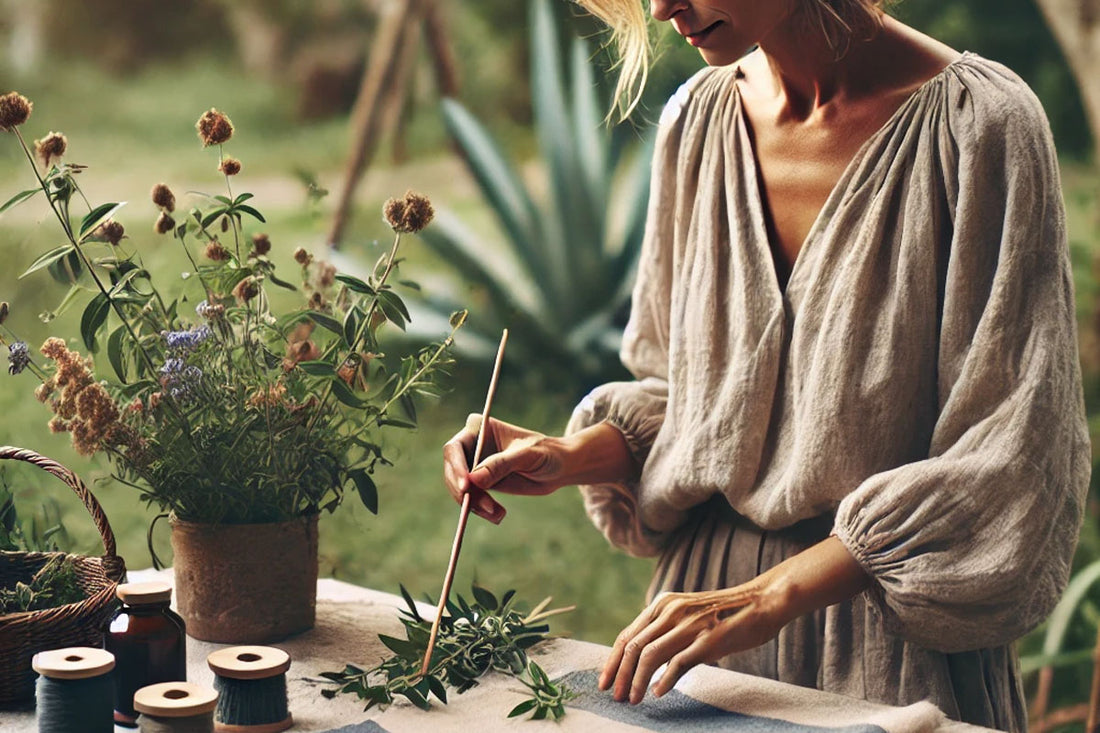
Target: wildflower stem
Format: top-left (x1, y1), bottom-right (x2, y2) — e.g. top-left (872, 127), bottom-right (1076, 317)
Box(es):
top-left (377, 315), bottom-right (465, 421)
top-left (12, 128), bottom-right (196, 434)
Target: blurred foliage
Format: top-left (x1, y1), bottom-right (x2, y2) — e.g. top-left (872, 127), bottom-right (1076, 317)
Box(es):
top-left (398, 0), bottom-right (654, 396)
top-left (896, 0), bottom-right (1092, 158)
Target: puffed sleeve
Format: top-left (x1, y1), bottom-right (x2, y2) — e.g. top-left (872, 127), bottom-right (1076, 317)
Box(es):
top-left (563, 79), bottom-right (699, 557)
top-left (833, 64), bottom-right (1091, 653)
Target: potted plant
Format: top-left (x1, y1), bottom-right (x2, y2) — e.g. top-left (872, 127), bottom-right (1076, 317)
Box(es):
top-left (0, 93), bottom-right (466, 642)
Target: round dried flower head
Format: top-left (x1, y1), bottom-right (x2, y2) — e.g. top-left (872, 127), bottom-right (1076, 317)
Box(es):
top-left (251, 233), bottom-right (271, 256)
top-left (33, 131), bottom-right (67, 168)
top-left (219, 157), bottom-right (241, 176)
top-left (0, 301), bottom-right (8, 326)
top-left (293, 247), bottom-right (312, 266)
top-left (383, 190), bottom-right (434, 233)
top-left (155, 212), bottom-right (175, 235)
top-left (232, 276), bottom-right (260, 303)
top-left (204, 240), bottom-right (230, 262)
top-left (97, 220), bottom-right (125, 246)
top-left (151, 183), bottom-right (176, 212)
top-left (196, 108), bottom-right (234, 147)
top-left (0, 92), bottom-right (32, 131)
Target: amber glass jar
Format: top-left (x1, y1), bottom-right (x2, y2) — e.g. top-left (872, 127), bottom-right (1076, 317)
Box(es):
top-left (105, 581), bottom-right (187, 727)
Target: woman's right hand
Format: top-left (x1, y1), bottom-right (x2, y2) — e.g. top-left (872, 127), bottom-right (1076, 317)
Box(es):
top-left (442, 414), bottom-right (573, 523)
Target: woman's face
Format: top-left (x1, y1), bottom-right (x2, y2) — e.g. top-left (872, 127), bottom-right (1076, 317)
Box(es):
top-left (650, 0), bottom-right (796, 65)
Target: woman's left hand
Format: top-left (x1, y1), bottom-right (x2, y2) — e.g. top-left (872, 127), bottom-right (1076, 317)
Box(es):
top-left (598, 582), bottom-right (790, 704)
top-left (599, 536), bottom-right (873, 704)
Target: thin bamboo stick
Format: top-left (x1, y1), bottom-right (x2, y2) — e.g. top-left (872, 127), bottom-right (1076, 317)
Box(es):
top-left (420, 329), bottom-right (509, 677)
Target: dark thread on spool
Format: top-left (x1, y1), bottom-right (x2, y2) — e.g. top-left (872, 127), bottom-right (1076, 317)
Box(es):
top-left (212, 674), bottom-right (290, 726)
top-left (36, 673), bottom-right (115, 733)
top-left (138, 712), bottom-right (214, 733)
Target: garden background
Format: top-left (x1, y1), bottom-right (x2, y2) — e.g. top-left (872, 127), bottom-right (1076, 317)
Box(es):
top-left (1, 0), bottom-right (1099, 724)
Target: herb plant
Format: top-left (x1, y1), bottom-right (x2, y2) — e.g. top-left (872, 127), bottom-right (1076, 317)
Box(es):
top-left (319, 584), bottom-right (574, 717)
top-left (0, 92), bottom-right (466, 526)
top-left (0, 555), bottom-right (85, 614)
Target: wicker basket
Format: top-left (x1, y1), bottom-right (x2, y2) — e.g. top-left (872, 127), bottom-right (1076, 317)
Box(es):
top-left (0, 446), bottom-right (126, 707)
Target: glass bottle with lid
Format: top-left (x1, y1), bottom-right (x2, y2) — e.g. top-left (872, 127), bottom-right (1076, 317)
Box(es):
top-left (105, 581), bottom-right (187, 727)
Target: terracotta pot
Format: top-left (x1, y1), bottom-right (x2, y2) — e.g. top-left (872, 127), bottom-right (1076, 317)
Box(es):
top-left (170, 514), bottom-right (318, 643)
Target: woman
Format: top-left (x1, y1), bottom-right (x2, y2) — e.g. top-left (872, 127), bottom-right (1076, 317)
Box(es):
top-left (442, 1), bottom-right (1091, 729)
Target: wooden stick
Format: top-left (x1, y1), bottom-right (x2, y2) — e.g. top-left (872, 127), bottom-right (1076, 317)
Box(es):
top-left (420, 329), bottom-right (509, 677)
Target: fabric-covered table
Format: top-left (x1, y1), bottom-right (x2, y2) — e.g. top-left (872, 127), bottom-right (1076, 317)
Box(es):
top-left (0, 570), bottom-right (995, 733)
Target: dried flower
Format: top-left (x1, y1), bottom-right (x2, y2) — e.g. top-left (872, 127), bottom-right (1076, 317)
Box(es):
top-left (317, 262), bottom-right (337, 288)
top-left (247, 383), bottom-right (288, 409)
top-left (151, 183), bottom-right (176, 212)
top-left (34, 378), bottom-right (55, 403)
top-left (233, 276), bottom-right (259, 303)
top-left (148, 392), bottom-right (162, 411)
top-left (204, 240), bottom-right (230, 262)
top-left (196, 108), bottom-right (234, 147)
top-left (0, 301), bottom-right (8, 326)
top-left (251, 233), bottom-right (271, 256)
top-left (33, 131), bottom-right (67, 168)
top-left (383, 190), bottom-right (434, 233)
top-left (195, 300), bottom-right (225, 320)
top-left (0, 92), bottom-right (32, 131)
top-left (219, 157), bottom-right (241, 176)
top-left (47, 416), bottom-right (70, 434)
top-left (8, 341), bottom-right (30, 375)
top-left (293, 247), bottom-right (312, 266)
top-left (155, 212), bottom-right (175, 235)
top-left (95, 220), bottom-right (125, 246)
top-left (128, 397), bottom-right (143, 413)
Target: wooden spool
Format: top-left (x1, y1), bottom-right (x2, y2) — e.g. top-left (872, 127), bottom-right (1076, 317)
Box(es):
top-left (32, 647), bottom-right (115, 680)
top-left (207, 647), bottom-right (292, 733)
top-left (134, 682), bottom-right (218, 718)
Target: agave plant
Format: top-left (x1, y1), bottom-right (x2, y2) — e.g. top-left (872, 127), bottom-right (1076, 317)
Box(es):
top-left (337, 0), bottom-right (655, 395)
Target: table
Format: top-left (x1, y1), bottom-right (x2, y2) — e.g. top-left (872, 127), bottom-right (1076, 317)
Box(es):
top-left (1, 570), bottom-right (993, 733)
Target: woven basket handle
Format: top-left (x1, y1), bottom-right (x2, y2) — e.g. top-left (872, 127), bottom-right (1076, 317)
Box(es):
top-left (0, 446), bottom-right (118, 561)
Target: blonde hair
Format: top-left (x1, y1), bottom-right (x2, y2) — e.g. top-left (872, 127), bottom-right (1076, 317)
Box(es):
top-left (576, 0), bottom-right (891, 120)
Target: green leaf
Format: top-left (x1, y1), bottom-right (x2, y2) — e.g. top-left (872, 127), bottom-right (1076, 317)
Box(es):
top-left (378, 634), bottom-right (417, 656)
top-left (232, 192), bottom-right (254, 205)
top-left (297, 360), bottom-right (336, 377)
top-left (80, 293), bottom-right (111, 352)
top-left (399, 584), bottom-right (422, 621)
top-left (426, 675), bottom-right (447, 704)
top-left (79, 201), bottom-right (127, 239)
top-left (331, 379), bottom-right (366, 408)
top-left (107, 267), bottom-right (150, 297)
top-left (201, 207), bottom-right (228, 228)
top-left (107, 324), bottom-right (128, 383)
top-left (1042, 558), bottom-right (1100, 655)
top-left (335, 273), bottom-right (375, 295)
top-left (349, 469), bottom-right (378, 514)
top-left (398, 393), bottom-right (417, 424)
top-left (471, 585), bottom-right (498, 610)
top-left (376, 292), bottom-right (407, 331)
top-left (0, 187), bottom-right (40, 216)
top-left (343, 307), bottom-right (361, 349)
top-left (378, 289), bottom-right (411, 322)
top-left (309, 311), bottom-right (344, 337)
top-left (508, 699), bottom-right (538, 718)
top-left (236, 204), bottom-right (266, 223)
top-left (47, 250), bottom-right (84, 286)
top-left (532, 705), bottom-right (548, 720)
top-left (20, 244), bottom-right (76, 279)
top-left (267, 273), bottom-right (298, 291)
top-left (400, 687), bottom-right (431, 711)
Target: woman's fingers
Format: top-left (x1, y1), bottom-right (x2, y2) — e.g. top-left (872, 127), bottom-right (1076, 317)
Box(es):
top-left (651, 635), bottom-right (711, 698)
top-left (441, 418), bottom-right (506, 522)
top-left (625, 624), bottom-right (698, 704)
top-left (598, 594), bottom-right (672, 692)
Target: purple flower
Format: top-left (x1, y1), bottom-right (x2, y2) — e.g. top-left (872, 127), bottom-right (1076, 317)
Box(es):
top-left (8, 341), bottom-right (30, 375)
top-left (159, 357), bottom-right (203, 402)
top-left (162, 326), bottom-right (212, 353)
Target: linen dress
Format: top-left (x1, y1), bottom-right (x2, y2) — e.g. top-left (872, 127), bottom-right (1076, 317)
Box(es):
top-left (566, 52), bottom-right (1091, 731)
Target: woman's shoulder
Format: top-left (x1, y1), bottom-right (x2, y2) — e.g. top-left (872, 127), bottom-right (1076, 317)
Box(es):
top-left (942, 53), bottom-right (1054, 148)
top-left (657, 64), bottom-right (737, 129)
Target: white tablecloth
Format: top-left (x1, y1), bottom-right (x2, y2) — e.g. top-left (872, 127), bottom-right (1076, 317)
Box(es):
top-left (1, 569), bottom-right (995, 733)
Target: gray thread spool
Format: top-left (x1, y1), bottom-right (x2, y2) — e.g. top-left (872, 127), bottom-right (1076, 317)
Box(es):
top-left (207, 646), bottom-right (292, 733)
top-left (134, 682), bottom-right (218, 733)
top-left (33, 647), bottom-right (115, 733)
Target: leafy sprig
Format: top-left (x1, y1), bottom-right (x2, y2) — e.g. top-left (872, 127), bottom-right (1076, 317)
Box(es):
top-left (319, 584), bottom-right (574, 717)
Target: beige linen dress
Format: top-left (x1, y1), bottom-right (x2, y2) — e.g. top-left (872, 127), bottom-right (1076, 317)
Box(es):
top-left (566, 52), bottom-right (1091, 731)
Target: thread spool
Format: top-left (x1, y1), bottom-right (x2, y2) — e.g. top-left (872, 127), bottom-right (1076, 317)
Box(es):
top-left (134, 682), bottom-right (218, 733)
top-left (33, 647), bottom-right (115, 733)
top-left (207, 646), bottom-right (292, 732)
